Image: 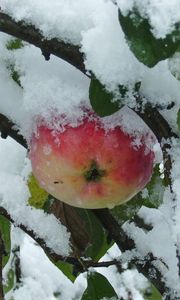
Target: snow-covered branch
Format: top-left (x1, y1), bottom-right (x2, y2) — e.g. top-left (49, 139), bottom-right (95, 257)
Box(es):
top-left (0, 12), bottom-right (86, 74)
top-left (0, 203), bottom-right (173, 298)
top-left (93, 209), bottom-right (173, 298)
top-left (0, 207), bottom-right (128, 273)
top-left (0, 113), bottom-right (27, 148)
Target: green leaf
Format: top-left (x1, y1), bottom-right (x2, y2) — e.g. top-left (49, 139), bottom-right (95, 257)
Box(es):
top-left (77, 209), bottom-right (111, 261)
top-left (89, 77), bottom-right (123, 117)
top-left (0, 216), bottom-right (11, 267)
top-left (119, 10), bottom-right (180, 67)
top-left (28, 174), bottom-right (49, 209)
top-left (142, 165), bottom-right (164, 209)
top-left (177, 109), bottom-right (180, 132)
top-left (55, 261), bottom-right (76, 282)
top-left (49, 209), bottom-right (112, 280)
top-left (144, 284), bottom-right (162, 300)
top-left (6, 38), bottom-right (24, 87)
top-left (6, 38), bottom-right (23, 50)
top-left (81, 272), bottom-right (118, 300)
top-left (3, 269), bottom-right (15, 294)
top-left (6, 63), bottom-right (22, 87)
top-left (42, 196), bottom-right (55, 213)
top-left (110, 194), bottom-right (144, 226)
top-left (54, 291), bottom-right (61, 298)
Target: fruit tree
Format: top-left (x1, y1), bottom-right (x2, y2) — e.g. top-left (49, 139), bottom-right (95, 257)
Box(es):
top-left (0, 1), bottom-right (180, 299)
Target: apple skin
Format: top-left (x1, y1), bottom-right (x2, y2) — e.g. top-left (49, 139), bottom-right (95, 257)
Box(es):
top-left (29, 114), bottom-right (155, 209)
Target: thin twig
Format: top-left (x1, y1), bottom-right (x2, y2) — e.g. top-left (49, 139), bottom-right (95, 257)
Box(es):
top-left (14, 247), bottom-right (21, 284)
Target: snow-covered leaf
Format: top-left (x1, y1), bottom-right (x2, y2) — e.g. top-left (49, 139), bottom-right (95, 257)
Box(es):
top-left (89, 77), bottom-right (123, 117)
top-left (3, 269), bottom-right (15, 294)
top-left (119, 10), bottom-right (180, 67)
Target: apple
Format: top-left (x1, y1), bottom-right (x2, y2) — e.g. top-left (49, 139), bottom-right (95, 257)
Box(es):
top-left (29, 111), bottom-right (155, 209)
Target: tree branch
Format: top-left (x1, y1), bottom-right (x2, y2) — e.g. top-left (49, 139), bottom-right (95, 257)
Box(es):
top-left (93, 209), bottom-right (173, 298)
top-left (0, 205), bottom-right (174, 299)
top-left (0, 113), bottom-right (27, 148)
top-left (0, 12), bottom-right (86, 74)
top-left (0, 204), bottom-right (174, 298)
top-left (0, 206), bottom-right (126, 273)
top-left (93, 209), bottom-right (177, 300)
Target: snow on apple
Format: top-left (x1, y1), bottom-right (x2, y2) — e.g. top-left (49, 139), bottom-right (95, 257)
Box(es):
top-left (29, 109), bottom-right (155, 209)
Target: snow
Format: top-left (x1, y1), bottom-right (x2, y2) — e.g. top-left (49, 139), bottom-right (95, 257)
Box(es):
top-left (0, 0), bottom-right (180, 298)
top-left (2, 0), bottom-right (179, 45)
top-left (166, 139), bottom-right (180, 250)
top-left (4, 228), bottom-right (149, 300)
top-left (0, 0), bottom-right (180, 99)
top-left (0, 3), bottom-right (180, 139)
top-left (123, 206), bottom-right (180, 295)
top-left (0, 0), bottom-right (97, 45)
top-left (0, 33), bottom-right (161, 151)
top-left (168, 52), bottom-right (180, 81)
top-left (5, 230), bottom-right (86, 300)
top-left (97, 250), bottom-right (148, 300)
top-left (81, 1), bottom-right (143, 92)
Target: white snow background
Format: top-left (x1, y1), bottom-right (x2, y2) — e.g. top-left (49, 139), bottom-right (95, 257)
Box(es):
top-left (0, 0), bottom-right (180, 299)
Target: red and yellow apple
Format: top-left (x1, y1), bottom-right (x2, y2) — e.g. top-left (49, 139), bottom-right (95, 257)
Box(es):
top-left (29, 112), bottom-right (155, 209)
